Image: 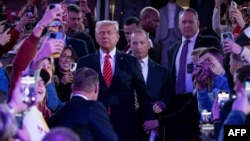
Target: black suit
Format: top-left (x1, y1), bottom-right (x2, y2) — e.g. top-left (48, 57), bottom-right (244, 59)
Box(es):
top-left (66, 36), bottom-right (89, 59)
top-left (48, 96), bottom-right (118, 141)
top-left (149, 36), bottom-right (162, 64)
top-left (164, 35), bottom-right (222, 141)
top-left (138, 58), bottom-right (169, 141)
top-left (77, 51), bottom-right (152, 141)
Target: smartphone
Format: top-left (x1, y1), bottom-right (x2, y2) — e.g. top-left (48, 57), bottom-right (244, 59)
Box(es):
top-left (231, 1), bottom-right (237, 8)
top-left (70, 63), bottom-right (77, 72)
top-left (49, 4), bottom-right (62, 27)
top-left (201, 110), bottom-right (212, 123)
top-left (48, 32), bottom-right (64, 40)
top-left (245, 79), bottom-right (250, 91)
top-left (21, 74), bottom-right (36, 105)
top-left (221, 32), bottom-right (234, 43)
top-left (15, 113), bottom-right (23, 129)
top-left (25, 5), bottom-right (34, 17)
top-left (231, 1), bottom-right (237, 23)
top-left (218, 91), bottom-right (230, 108)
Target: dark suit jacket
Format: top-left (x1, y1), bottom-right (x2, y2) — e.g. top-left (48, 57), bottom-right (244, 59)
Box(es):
top-left (66, 36), bottom-right (89, 59)
top-left (138, 59), bottom-right (169, 141)
top-left (149, 36), bottom-right (162, 64)
top-left (146, 59), bottom-right (169, 105)
top-left (48, 96), bottom-right (118, 141)
top-left (77, 51), bottom-right (152, 141)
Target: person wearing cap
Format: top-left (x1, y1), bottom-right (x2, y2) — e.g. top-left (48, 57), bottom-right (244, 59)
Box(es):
top-left (21, 68), bottom-right (51, 141)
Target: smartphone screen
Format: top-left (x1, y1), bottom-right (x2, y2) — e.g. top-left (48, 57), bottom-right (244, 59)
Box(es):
top-left (21, 74), bottom-right (36, 105)
top-left (221, 32), bottom-right (234, 43)
top-left (49, 32), bottom-right (64, 40)
top-left (218, 91), bottom-right (230, 108)
top-left (245, 80), bottom-right (250, 91)
top-left (70, 63), bottom-right (77, 72)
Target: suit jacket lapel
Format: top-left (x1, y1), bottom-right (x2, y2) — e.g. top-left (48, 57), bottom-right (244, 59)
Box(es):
top-left (194, 35), bottom-right (202, 49)
top-left (146, 59), bottom-right (155, 87)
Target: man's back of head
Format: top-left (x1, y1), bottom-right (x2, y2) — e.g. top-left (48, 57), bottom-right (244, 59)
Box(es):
top-left (72, 67), bottom-right (99, 100)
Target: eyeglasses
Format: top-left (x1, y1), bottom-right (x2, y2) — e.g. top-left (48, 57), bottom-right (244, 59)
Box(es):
top-left (60, 55), bottom-right (74, 60)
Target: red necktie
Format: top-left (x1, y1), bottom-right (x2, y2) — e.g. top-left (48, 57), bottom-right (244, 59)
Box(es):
top-left (103, 54), bottom-right (112, 87)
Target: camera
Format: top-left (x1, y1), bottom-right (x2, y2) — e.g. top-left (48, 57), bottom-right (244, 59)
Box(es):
top-left (221, 32), bottom-right (234, 43)
top-left (218, 91), bottom-right (230, 108)
top-left (21, 73), bottom-right (36, 106)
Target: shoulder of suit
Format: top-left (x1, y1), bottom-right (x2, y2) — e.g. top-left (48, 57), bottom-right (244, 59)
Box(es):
top-left (78, 52), bottom-right (96, 61)
top-left (150, 59), bottom-right (167, 71)
top-left (198, 35), bottom-right (218, 41)
top-left (117, 52), bottom-right (137, 61)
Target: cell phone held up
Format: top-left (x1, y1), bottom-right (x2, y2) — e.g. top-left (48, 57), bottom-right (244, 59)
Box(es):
top-left (70, 63), bottom-right (77, 72)
top-left (20, 74), bottom-right (36, 106)
top-left (221, 32), bottom-right (234, 43)
top-left (218, 91), bottom-right (230, 109)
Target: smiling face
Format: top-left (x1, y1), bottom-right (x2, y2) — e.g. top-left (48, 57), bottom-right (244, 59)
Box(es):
top-left (58, 48), bottom-right (74, 72)
top-left (35, 77), bottom-right (46, 104)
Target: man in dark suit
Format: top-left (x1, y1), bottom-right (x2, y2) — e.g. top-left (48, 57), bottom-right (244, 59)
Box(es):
top-left (143, 8), bottom-right (222, 141)
top-left (139, 7), bottom-right (162, 64)
top-left (77, 20), bottom-right (152, 141)
top-left (130, 28), bottom-right (169, 141)
top-left (66, 36), bottom-right (89, 59)
top-left (48, 67), bottom-right (118, 141)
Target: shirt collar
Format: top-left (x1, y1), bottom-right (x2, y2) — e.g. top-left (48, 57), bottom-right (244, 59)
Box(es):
top-left (182, 32), bottom-right (199, 43)
top-left (72, 94), bottom-right (89, 100)
top-left (99, 48), bottom-right (116, 59)
top-left (140, 56), bottom-right (149, 66)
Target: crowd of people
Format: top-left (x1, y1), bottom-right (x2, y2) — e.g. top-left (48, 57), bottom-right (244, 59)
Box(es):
top-left (0, 0), bottom-right (250, 141)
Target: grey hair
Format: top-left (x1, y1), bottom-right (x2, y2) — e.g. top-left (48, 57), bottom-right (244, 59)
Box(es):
top-left (95, 20), bottom-right (119, 33)
top-left (131, 28), bottom-right (149, 39)
top-left (179, 8), bottom-right (199, 21)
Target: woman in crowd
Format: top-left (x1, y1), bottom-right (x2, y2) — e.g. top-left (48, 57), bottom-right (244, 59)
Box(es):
top-left (54, 46), bottom-right (77, 102)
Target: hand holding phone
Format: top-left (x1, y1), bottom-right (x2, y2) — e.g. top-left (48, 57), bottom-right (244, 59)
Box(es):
top-left (20, 74), bottom-right (36, 106)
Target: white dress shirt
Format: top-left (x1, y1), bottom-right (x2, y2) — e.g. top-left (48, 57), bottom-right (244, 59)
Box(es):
top-left (175, 33), bottom-right (199, 93)
top-left (140, 56), bottom-right (149, 83)
top-left (100, 48), bottom-right (116, 76)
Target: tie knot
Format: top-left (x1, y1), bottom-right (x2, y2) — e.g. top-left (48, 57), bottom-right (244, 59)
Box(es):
top-left (184, 40), bottom-right (190, 44)
top-left (105, 54), bottom-right (111, 59)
